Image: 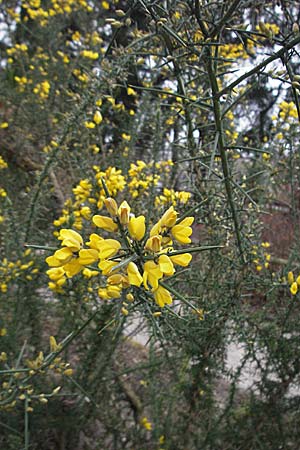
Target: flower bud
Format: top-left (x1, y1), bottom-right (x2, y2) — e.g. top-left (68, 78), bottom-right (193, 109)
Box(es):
top-left (118, 200), bottom-right (131, 225)
top-left (104, 197), bottom-right (118, 216)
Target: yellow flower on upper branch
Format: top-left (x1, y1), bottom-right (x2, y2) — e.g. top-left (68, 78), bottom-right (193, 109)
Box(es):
top-left (58, 229), bottom-right (83, 251)
top-left (171, 217), bottom-right (194, 244)
top-left (93, 215), bottom-right (118, 232)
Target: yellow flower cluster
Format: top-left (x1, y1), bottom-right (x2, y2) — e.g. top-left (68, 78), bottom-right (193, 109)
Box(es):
top-left (33, 80), bottom-right (51, 99)
top-left (155, 188), bottom-right (191, 207)
top-left (256, 22), bottom-right (280, 39)
top-left (53, 161), bottom-right (178, 232)
top-left (0, 250), bottom-right (39, 294)
top-left (287, 271), bottom-right (300, 296)
top-left (19, 0), bottom-right (92, 26)
top-left (278, 101), bottom-right (298, 120)
top-left (251, 242), bottom-right (271, 272)
top-left (46, 200), bottom-right (193, 308)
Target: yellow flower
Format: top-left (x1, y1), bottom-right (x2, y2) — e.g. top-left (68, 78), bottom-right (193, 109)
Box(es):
top-left (63, 259), bottom-right (83, 277)
top-left (58, 229), bottom-right (83, 251)
top-left (98, 259), bottom-right (118, 275)
top-left (85, 121), bottom-right (96, 129)
top-left (46, 247), bottom-right (73, 267)
top-left (170, 253), bottom-right (192, 266)
top-left (141, 416), bottom-right (152, 431)
top-left (150, 220), bottom-right (162, 237)
top-left (104, 197), bottom-right (118, 216)
top-left (107, 274), bottom-right (124, 285)
top-left (86, 233), bottom-right (104, 250)
top-left (153, 285), bottom-right (172, 307)
top-left (288, 271), bottom-right (294, 285)
top-left (127, 87), bottom-right (136, 96)
top-left (161, 206), bottom-right (178, 227)
top-left (93, 110), bottom-right (103, 125)
top-left (106, 285), bottom-right (122, 298)
top-left (143, 260), bottom-right (163, 290)
top-left (171, 217), bottom-right (194, 244)
top-left (158, 254), bottom-right (175, 276)
top-left (46, 267), bottom-right (65, 281)
top-left (98, 239), bottom-right (121, 259)
top-left (93, 215), bottom-right (118, 232)
top-left (78, 249), bottom-right (99, 265)
top-left (290, 282), bottom-right (298, 295)
top-left (145, 235), bottom-right (162, 253)
top-left (128, 216), bottom-right (146, 241)
top-left (127, 261), bottom-right (143, 286)
top-left (118, 200), bottom-right (131, 225)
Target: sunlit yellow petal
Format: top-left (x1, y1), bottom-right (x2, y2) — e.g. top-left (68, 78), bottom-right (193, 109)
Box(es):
top-left (160, 206), bottom-right (177, 227)
top-left (59, 229), bottom-right (83, 251)
top-left (127, 262), bottom-right (143, 286)
top-left (98, 239), bottom-right (121, 259)
top-left (170, 253), bottom-right (192, 267)
top-left (92, 215), bottom-right (118, 232)
top-left (158, 254), bottom-right (175, 276)
top-left (78, 249), bottom-right (99, 265)
top-left (128, 216), bottom-right (146, 241)
top-left (64, 259), bottom-right (83, 277)
top-left (86, 233), bottom-right (104, 250)
top-left (153, 285), bottom-right (173, 307)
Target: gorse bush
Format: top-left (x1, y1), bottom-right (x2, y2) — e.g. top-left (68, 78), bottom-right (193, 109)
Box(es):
top-left (1, 0), bottom-right (300, 449)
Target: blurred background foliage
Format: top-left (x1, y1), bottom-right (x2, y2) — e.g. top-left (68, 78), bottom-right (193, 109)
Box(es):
top-left (1, 0), bottom-right (300, 448)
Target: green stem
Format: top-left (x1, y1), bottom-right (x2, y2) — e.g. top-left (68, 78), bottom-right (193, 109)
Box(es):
top-left (205, 46), bottom-right (245, 263)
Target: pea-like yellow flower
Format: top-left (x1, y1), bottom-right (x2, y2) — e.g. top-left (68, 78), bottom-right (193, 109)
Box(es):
top-left (107, 274), bottom-right (124, 285)
top-left (63, 259), bottom-right (83, 277)
top-left (98, 239), bottom-right (121, 259)
top-left (145, 235), bottom-right (162, 253)
top-left (86, 233), bottom-right (104, 250)
top-left (46, 267), bottom-right (66, 281)
top-left (127, 261), bottom-right (143, 286)
top-left (93, 110), bottom-right (103, 125)
top-left (118, 200), bottom-right (131, 225)
top-left (290, 281), bottom-right (298, 295)
top-left (288, 271), bottom-right (294, 285)
top-left (78, 249), bottom-right (99, 265)
top-left (171, 217), bottom-right (194, 244)
top-left (46, 247), bottom-right (73, 267)
top-left (104, 197), bottom-right (118, 216)
top-left (93, 215), bottom-right (118, 232)
top-left (153, 285), bottom-right (173, 307)
top-left (158, 254), bottom-right (175, 276)
top-left (128, 216), bottom-right (146, 241)
top-left (98, 259), bottom-right (118, 275)
top-left (160, 206), bottom-right (177, 227)
top-left (170, 253), bottom-right (192, 267)
top-left (143, 260), bottom-right (163, 290)
top-left (58, 229), bottom-right (83, 251)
